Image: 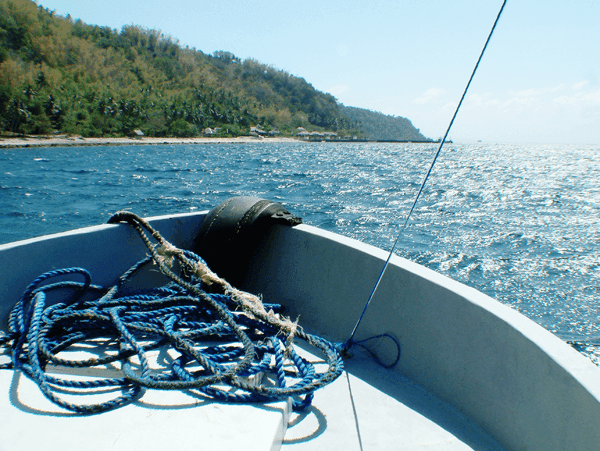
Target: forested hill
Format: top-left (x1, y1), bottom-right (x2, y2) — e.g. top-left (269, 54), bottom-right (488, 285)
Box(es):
top-left (340, 106), bottom-right (428, 142)
top-left (0, 0), bottom-right (429, 141)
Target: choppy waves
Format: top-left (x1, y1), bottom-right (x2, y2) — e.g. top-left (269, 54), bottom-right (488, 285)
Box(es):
top-left (2, 142), bottom-right (600, 359)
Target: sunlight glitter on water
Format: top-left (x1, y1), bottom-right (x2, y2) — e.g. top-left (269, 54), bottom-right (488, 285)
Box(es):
top-left (1, 142), bottom-right (600, 362)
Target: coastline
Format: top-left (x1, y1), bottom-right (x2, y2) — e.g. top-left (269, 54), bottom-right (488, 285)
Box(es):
top-left (0, 135), bottom-right (301, 149)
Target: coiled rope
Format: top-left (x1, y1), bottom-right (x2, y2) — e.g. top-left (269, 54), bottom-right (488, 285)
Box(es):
top-left (0, 212), bottom-right (343, 414)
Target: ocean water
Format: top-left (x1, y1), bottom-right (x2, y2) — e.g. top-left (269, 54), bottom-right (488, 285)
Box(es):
top-left (2, 142), bottom-right (600, 360)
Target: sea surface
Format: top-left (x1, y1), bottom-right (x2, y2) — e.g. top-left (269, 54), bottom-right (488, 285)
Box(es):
top-left (2, 142), bottom-right (600, 361)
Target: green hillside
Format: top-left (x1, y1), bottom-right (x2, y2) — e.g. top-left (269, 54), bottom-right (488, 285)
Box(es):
top-left (0, 0), bottom-right (428, 140)
top-left (340, 106), bottom-right (428, 142)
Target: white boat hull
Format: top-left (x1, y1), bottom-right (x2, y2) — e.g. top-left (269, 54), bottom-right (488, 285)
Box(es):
top-left (1, 211), bottom-right (599, 450)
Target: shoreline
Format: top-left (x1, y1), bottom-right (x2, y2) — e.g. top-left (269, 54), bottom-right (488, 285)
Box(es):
top-left (0, 135), bottom-right (302, 149)
top-left (0, 135), bottom-right (437, 149)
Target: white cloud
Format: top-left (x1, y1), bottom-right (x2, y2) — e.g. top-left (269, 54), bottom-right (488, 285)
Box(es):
top-left (413, 88), bottom-right (445, 104)
top-left (497, 84), bottom-right (572, 112)
top-left (554, 89), bottom-right (600, 106)
top-left (407, 82), bottom-right (600, 142)
top-left (585, 90), bottom-right (600, 105)
top-left (572, 80), bottom-right (589, 90)
top-left (468, 93), bottom-right (501, 107)
top-left (507, 84), bottom-right (565, 98)
top-left (502, 96), bottom-right (537, 109)
top-left (554, 94), bottom-right (579, 105)
top-left (440, 102), bottom-right (456, 112)
top-left (328, 84), bottom-right (350, 97)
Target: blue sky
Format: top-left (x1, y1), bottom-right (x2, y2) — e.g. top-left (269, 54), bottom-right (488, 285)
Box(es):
top-left (35, 0), bottom-right (599, 143)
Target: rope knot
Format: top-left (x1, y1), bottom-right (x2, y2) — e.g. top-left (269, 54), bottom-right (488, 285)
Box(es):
top-left (154, 243), bottom-right (183, 268)
top-left (192, 259), bottom-right (222, 286)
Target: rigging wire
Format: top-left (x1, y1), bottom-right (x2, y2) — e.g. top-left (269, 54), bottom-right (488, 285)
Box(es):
top-left (343, 0), bottom-right (508, 353)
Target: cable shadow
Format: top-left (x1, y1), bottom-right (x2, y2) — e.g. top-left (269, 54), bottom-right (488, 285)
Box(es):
top-left (346, 371), bottom-right (364, 451)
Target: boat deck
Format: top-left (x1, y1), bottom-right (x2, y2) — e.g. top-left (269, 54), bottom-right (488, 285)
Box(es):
top-left (282, 346), bottom-right (504, 450)
top-left (0, 355), bottom-right (289, 451)
top-left (0, 345), bottom-right (503, 451)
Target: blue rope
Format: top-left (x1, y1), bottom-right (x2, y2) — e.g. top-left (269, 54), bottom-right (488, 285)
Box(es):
top-left (0, 212), bottom-right (344, 414)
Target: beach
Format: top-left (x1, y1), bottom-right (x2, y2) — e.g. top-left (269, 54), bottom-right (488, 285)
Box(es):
top-left (0, 135), bottom-right (301, 149)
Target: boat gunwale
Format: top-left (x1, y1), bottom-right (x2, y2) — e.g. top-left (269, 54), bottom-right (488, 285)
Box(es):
top-left (294, 223), bottom-right (600, 400)
top-left (2, 211), bottom-right (600, 450)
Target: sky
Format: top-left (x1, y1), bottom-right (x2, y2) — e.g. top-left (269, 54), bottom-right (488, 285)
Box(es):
top-left (34, 0), bottom-right (600, 144)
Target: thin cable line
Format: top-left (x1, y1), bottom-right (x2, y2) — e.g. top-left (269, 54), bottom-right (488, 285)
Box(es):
top-left (343, 0), bottom-right (508, 352)
top-left (346, 372), bottom-right (365, 451)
